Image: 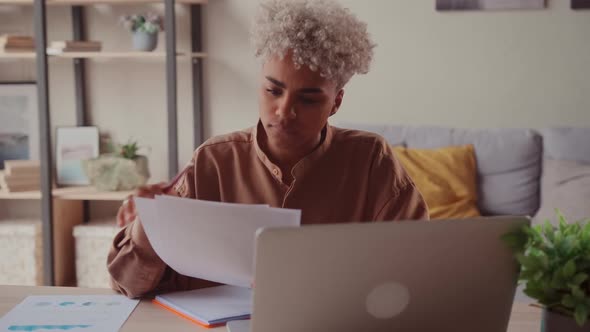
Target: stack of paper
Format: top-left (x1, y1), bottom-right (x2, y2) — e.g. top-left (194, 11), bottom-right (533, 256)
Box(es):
top-left (135, 196), bottom-right (300, 327)
top-left (153, 285), bottom-right (252, 328)
top-left (135, 196), bottom-right (301, 288)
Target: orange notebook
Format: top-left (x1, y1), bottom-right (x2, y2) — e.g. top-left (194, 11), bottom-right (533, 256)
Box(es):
top-left (153, 285), bottom-right (252, 328)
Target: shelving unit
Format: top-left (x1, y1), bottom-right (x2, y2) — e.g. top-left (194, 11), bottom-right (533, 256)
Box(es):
top-left (1, 52), bottom-right (207, 59)
top-left (0, 0), bottom-right (207, 5)
top-left (0, 0), bottom-right (207, 286)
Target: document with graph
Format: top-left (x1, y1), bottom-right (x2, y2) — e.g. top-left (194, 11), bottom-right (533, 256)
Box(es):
top-left (0, 295), bottom-right (139, 332)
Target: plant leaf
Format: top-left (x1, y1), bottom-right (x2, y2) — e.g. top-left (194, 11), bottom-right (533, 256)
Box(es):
top-left (523, 286), bottom-right (544, 301)
top-left (572, 273), bottom-right (588, 285)
top-left (544, 221), bottom-right (556, 242)
top-left (571, 285), bottom-right (586, 301)
top-left (574, 305), bottom-right (588, 327)
top-left (563, 260), bottom-right (577, 278)
top-left (562, 294), bottom-right (577, 308)
top-left (502, 231), bottom-right (527, 252)
top-left (557, 209), bottom-right (568, 229)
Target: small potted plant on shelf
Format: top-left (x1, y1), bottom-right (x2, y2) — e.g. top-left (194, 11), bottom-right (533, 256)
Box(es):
top-left (119, 13), bottom-right (164, 52)
top-left (82, 139), bottom-right (150, 191)
top-left (503, 210), bottom-right (590, 332)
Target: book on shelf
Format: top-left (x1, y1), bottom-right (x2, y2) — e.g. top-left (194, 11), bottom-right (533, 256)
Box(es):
top-left (3, 174), bottom-right (40, 187)
top-left (47, 40), bottom-right (102, 54)
top-left (0, 34), bottom-right (35, 53)
top-left (0, 184), bottom-right (40, 193)
top-left (0, 171), bottom-right (39, 193)
top-left (4, 160), bottom-right (41, 176)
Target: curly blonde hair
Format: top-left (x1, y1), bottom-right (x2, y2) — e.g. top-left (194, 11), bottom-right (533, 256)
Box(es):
top-left (251, 0), bottom-right (375, 88)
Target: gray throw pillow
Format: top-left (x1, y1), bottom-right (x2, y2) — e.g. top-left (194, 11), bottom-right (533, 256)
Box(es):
top-left (534, 159), bottom-right (590, 225)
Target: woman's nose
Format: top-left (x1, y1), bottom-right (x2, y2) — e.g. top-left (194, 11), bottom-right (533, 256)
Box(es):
top-left (276, 99), bottom-right (297, 119)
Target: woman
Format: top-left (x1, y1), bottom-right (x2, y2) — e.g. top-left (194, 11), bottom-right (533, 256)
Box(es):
top-left (108, 0), bottom-right (428, 298)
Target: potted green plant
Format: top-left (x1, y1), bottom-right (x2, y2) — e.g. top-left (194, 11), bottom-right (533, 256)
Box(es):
top-left (82, 139), bottom-right (150, 191)
top-left (119, 13), bottom-right (164, 52)
top-left (503, 210), bottom-right (590, 331)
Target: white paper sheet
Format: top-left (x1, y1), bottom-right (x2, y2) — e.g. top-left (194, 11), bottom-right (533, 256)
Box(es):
top-left (155, 285), bottom-right (252, 324)
top-left (0, 295), bottom-right (139, 332)
top-left (134, 196), bottom-right (301, 288)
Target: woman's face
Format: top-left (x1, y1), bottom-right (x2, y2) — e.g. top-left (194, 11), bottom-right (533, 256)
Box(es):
top-left (258, 53), bottom-right (343, 152)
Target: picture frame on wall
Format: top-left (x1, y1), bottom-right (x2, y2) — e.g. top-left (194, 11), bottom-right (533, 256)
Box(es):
top-left (436, 0), bottom-right (545, 11)
top-left (0, 82), bottom-right (39, 170)
top-left (56, 126), bottom-right (99, 186)
top-left (572, 0), bottom-right (590, 9)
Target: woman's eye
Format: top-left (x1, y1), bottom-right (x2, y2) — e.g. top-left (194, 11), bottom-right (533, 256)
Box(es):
top-left (266, 88), bottom-right (281, 97)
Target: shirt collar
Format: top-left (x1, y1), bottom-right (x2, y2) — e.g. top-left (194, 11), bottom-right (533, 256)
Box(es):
top-left (253, 120), bottom-right (334, 183)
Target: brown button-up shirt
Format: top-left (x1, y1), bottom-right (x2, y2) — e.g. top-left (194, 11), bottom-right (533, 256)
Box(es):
top-left (107, 124), bottom-right (429, 298)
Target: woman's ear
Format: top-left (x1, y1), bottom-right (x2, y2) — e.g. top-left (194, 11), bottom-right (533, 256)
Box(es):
top-left (330, 89), bottom-right (345, 117)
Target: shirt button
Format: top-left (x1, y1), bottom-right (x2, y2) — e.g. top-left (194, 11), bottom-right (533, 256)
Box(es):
top-left (273, 169), bottom-right (279, 176)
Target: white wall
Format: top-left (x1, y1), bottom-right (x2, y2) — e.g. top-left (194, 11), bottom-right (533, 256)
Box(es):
top-left (1, 0), bottom-right (589, 186)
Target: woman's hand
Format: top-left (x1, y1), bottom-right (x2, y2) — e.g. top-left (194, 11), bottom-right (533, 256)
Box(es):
top-left (116, 182), bottom-right (167, 227)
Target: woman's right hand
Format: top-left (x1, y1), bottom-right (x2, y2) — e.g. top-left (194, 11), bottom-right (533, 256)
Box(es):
top-left (116, 182), bottom-right (167, 227)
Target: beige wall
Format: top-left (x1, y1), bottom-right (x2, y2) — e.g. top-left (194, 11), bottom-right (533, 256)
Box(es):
top-left (1, 0), bottom-right (589, 185)
top-left (205, 0), bottom-right (590, 139)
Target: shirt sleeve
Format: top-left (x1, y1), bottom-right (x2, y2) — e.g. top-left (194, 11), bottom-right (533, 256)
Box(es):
top-left (369, 142), bottom-right (430, 222)
top-left (107, 154), bottom-right (217, 298)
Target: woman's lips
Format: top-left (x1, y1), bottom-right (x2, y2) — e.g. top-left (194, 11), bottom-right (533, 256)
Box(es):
top-left (270, 122), bottom-right (297, 133)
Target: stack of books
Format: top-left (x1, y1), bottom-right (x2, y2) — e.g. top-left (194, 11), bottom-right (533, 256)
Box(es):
top-left (0, 160), bottom-right (41, 192)
top-left (47, 40), bottom-right (102, 54)
top-left (0, 35), bottom-right (35, 53)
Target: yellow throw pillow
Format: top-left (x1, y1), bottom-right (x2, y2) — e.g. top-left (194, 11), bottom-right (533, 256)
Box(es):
top-left (393, 145), bottom-right (481, 219)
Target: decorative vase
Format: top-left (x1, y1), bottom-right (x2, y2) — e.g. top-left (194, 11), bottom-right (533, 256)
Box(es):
top-left (82, 155), bottom-right (150, 191)
top-left (132, 31), bottom-right (158, 52)
top-left (542, 309), bottom-right (590, 332)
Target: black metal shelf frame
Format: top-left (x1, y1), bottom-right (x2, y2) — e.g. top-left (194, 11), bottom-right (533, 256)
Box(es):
top-left (30, 0), bottom-right (205, 286)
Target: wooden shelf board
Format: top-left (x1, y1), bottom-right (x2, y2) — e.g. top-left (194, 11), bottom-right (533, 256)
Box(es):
top-left (0, 52), bottom-right (36, 59)
top-left (0, 52), bottom-right (206, 60)
top-left (0, 190), bottom-right (42, 200)
top-left (52, 186), bottom-right (132, 201)
top-left (53, 51), bottom-right (186, 58)
top-left (191, 52), bottom-right (207, 58)
top-left (0, 0), bottom-right (207, 5)
top-left (0, 186), bottom-right (132, 201)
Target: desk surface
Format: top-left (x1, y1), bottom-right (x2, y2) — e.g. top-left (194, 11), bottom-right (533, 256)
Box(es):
top-left (0, 285), bottom-right (541, 331)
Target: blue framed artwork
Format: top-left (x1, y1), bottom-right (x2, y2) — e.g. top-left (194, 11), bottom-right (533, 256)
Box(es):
top-left (0, 82), bottom-right (39, 170)
top-left (56, 126), bottom-right (99, 186)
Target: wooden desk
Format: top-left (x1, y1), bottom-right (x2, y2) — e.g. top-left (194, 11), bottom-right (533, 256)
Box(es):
top-left (0, 285), bottom-right (541, 331)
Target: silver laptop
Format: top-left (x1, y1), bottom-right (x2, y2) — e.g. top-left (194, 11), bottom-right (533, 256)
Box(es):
top-left (229, 216), bottom-right (529, 332)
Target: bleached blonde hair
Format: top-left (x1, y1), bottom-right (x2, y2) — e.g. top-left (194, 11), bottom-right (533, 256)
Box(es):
top-left (251, 0), bottom-right (375, 88)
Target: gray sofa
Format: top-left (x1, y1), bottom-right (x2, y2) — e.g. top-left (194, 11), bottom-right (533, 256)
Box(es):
top-left (341, 124), bottom-right (590, 224)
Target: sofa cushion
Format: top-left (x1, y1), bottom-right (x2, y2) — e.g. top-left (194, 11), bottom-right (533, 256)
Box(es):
top-left (534, 127), bottom-right (590, 224)
top-left (541, 127), bottom-right (590, 163)
top-left (534, 159), bottom-right (590, 225)
top-left (338, 123), bottom-right (543, 216)
top-left (393, 145), bottom-right (480, 219)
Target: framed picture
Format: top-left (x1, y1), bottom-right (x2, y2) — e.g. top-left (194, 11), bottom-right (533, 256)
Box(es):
top-left (56, 126), bottom-right (99, 186)
top-left (436, 0), bottom-right (545, 11)
top-left (0, 82), bottom-right (39, 170)
top-left (572, 0), bottom-right (590, 9)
